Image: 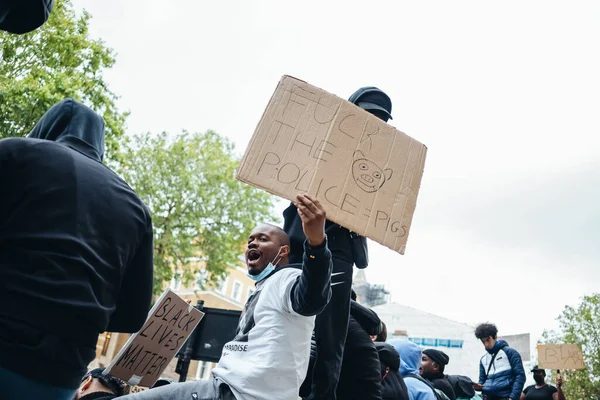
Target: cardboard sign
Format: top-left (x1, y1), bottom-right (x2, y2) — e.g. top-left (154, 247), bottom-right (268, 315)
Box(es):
top-left (104, 289), bottom-right (204, 387)
top-left (237, 76), bottom-right (427, 254)
top-left (537, 344), bottom-right (585, 370)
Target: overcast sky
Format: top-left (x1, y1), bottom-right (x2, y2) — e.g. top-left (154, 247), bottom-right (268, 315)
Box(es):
top-left (72, 0), bottom-right (600, 346)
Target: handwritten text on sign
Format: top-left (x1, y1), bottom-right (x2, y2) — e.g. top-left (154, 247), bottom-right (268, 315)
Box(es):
top-left (537, 344), bottom-right (585, 370)
top-left (236, 76), bottom-right (427, 255)
top-left (104, 289), bottom-right (204, 387)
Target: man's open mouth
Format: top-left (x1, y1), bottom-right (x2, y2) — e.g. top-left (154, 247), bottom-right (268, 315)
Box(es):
top-left (246, 249), bottom-right (262, 263)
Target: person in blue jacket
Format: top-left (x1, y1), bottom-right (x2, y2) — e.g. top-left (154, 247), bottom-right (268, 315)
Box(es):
top-left (390, 339), bottom-right (437, 400)
top-left (474, 323), bottom-right (526, 400)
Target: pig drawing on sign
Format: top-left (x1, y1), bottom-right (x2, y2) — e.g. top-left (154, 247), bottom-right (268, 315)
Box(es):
top-left (351, 151), bottom-right (393, 193)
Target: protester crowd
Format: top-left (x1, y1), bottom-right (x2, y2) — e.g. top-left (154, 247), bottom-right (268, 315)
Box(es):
top-left (0, 5), bottom-right (570, 400)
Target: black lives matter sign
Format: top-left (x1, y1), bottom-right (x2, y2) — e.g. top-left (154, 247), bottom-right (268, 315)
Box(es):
top-left (104, 289), bottom-right (204, 387)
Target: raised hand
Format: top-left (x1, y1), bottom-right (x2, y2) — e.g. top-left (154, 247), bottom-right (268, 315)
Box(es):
top-left (294, 193), bottom-right (326, 246)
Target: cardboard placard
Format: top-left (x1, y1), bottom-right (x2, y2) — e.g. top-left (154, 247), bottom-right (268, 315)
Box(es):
top-left (237, 75), bottom-right (427, 254)
top-left (104, 289), bottom-right (204, 387)
top-left (537, 344), bottom-right (585, 370)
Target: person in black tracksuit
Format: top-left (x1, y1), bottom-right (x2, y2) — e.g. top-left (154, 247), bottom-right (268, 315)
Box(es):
top-left (0, 0), bottom-right (54, 34)
top-left (287, 86), bottom-right (394, 400)
top-left (0, 99), bottom-right (153, 399)
top-left (336, 300), bottom-right (383, 400)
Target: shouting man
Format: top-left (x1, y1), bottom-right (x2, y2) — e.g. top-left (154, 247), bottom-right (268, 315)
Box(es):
top-left (121, 193), bottom-right (332, 400)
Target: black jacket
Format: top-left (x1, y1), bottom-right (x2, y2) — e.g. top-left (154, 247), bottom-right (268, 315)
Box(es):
top-left (376, 342), bottom-right (410, 400)
top-left (336, 301), bottom-right (383, 400)
top-left (0, 99), bottom-right (153, 388)
top-left (283, 203), bottom-right (368, 268)
top-left (427, 374), bottom-right (457, 400)
top-left (0, 0), bottom-right (53, 34)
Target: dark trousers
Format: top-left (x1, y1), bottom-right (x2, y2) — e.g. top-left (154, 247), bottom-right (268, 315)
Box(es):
top-left (300, 259), bottom-right (353, 400)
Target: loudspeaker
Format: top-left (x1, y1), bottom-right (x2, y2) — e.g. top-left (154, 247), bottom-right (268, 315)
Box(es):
top-left (181, 307), bottom-right (242, 362)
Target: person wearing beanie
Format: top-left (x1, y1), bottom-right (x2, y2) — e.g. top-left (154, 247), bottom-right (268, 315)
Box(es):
top-left (288, 86), bottom-right (393, 400)
top-left (420, 349), bottom-right (456, 400)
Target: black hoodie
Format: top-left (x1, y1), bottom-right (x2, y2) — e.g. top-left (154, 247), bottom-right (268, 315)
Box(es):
top-left (0, 99), bottom-right (153, 388)
top-left (376, 342), bottom-right (410, 400)
top-left (336, 301), bottom-right (383, 400)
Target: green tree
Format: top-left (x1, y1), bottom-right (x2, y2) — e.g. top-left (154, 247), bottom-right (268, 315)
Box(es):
top-left (541, 293), bottom-right (600, 399)
top-left (0, 0), bottom-right (127, 160)
top-left (119, 131), bottom-right (277, 295)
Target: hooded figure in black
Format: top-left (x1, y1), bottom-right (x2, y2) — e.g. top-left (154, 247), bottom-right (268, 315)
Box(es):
top-left (376, 342), bottom-right (410, 400)
top-left (289, 86), bottom-right (393, 400)
top-left (336, 299), bottom-right (383, 400)
top-left (0, 99), bottom-right (153, 399)
top-left (0, 0), bottom-right (54, 34)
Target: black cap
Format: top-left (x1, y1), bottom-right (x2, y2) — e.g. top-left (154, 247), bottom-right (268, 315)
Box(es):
top-left (531, 365), bottom-right (545, 373)
top-left (348, 86), bottom-right (393, 122)
top-left (423, 349), bottom-right (450, 366)
top-left (83, 368), bottom-right (129, 396)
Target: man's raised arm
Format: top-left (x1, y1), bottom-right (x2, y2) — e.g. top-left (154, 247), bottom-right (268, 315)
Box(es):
top-left (289, 194), bottom-right (332, 316)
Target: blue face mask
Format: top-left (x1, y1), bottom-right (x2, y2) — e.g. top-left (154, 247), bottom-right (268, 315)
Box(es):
top-left (248, 247), bottom-right (283, 282)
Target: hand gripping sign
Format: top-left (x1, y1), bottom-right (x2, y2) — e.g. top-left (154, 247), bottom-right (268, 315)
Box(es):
top-left (104, 289), bottom-right (204, 387)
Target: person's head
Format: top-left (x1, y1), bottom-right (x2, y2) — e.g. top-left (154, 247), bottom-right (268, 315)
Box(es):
top-left (73, 368), bottom-right (129, 399)
top-left (28, 98), bottom-right (106, 161)
top-left (475, 323), bottom-right (498, 350)
top-left (531, 365), bottom-right (546, 385)
top-left (420, 349), bottom-right (450, 378)
top-left (390, 339), bottom-right (422, 376)
top-left (372, 321), bottom-right (387, 342)
top-left (245, 223), bottom-right (290, 276)
top-left (348, 87), bottom-right (393, 122)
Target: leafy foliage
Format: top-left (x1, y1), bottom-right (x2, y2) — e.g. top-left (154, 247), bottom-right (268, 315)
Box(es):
top-left (119, 131), bottom-right (277, 295)
top-left (0, 0), bottom-right (127, 160)
top-left (541, 293), bottom-right (600, 399)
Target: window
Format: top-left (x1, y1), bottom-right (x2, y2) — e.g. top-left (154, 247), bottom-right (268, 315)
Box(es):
top-left (216, 277), bottom-right (228, 295)
top-left (194, 270), bottom-right (208, 290)
top-left (232, 280), bottom-right (243, 302)
top-left (195, 361), bottom-right (212, 380)
top-left (408, 337), bottom-right (464, 349)
top-left (170, 271), bottom-right (182, 291)
top-left (246, 287), bottom-right (256, 302)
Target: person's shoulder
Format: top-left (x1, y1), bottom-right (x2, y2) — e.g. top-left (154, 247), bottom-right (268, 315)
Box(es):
top-left (523, 384), bottom-right (533, 393)
top-left (503, 345), bottom-right (523, 360)
top-left (275, 266), bottom-right (301, 278)
top-left (547, 384), bottom-right (558, 393)
top-left (0, 137), bottom-right (38, 153)
top-left (432, 376), bottom-right (452, 388)
top-left (266, 267), bottom-right (300, 287)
